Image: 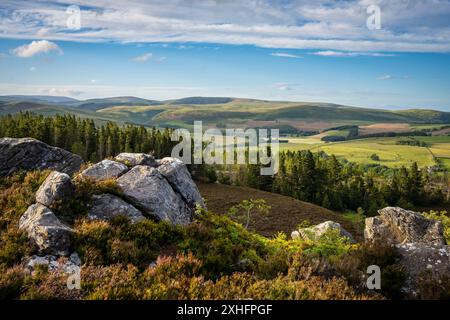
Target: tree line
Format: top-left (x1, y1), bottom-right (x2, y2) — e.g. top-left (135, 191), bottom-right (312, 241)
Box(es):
top-left (0, 112), bottom-right (176, 162)
top-left (209, 150), bottom-right (448, 214)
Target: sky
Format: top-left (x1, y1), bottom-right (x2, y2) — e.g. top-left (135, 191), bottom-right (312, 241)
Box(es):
top-left (0, 0), bottom-right (449, 111)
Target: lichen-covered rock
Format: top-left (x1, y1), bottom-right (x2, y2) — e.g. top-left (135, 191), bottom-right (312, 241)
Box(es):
top-left (35, 171), bottom-right (74, 208)
top-left (79, 159), bottom-right (128, 181)
top-left (396, 243), bottom-right (450, 298)
top-left (156, 157), bottom-right (205, 208)
top-left (0, 137), bottom-right (83, 176)
top-left (117, 165), bottom-right (192, 225)
top-left (88, 193), bottom-right (145, 223)
top-left (364, 207), bottom-right (445, 246)
top-left (115, 153), bottom-right (156, 167)
top-left (297, 220), bottom-right (355, 243)
top-left (19, 203), bottom-right (73, 255)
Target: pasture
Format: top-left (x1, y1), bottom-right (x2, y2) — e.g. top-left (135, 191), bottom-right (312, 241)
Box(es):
top-left (280, 135), bottom-right (450, 169)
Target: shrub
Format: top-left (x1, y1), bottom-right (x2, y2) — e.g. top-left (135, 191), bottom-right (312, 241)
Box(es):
top-left (84, 264), bottom-right (142, 300)
top-left (227, 199), bottom-right (271, 229)
top-left (333, 244), bottom-right (405, 299)
top-left (301, 229), bottom-right (354, 260)
top-left (73, 217), bottom-right (182, 268)
top-left (179, 209), bottom-right (269, 278)
top-left (0, 227), bottom-right (34, 267)
top-left (0, 265), bottom-right (27, 299)
top-left (0, 170), bottom-right (49, 229)
top-left (422, 210), bottom-right (450, 243)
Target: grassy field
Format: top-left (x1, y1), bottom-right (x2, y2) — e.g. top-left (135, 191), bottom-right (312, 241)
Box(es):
top-left (280, 135), bottom-right (450, 169)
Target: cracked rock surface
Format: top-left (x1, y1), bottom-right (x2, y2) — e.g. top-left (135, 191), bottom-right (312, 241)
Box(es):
top-left (0, 137), bottom-right (83, 176)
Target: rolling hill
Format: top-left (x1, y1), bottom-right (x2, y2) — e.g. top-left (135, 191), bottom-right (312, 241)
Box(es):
top-left (0, 95), bottom-right (449, 130)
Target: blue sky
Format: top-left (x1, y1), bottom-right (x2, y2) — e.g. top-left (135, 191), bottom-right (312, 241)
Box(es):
top-left (0, 0), bottom-right (449, 110)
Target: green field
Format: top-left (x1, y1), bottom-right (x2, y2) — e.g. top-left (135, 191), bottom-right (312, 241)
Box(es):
top-left (280, 135), bottom-right (450, 169)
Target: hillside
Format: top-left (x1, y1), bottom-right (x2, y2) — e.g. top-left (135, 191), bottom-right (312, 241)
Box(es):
top-left (0, 95), bottom-right (449, 130)
top-left (198, 182), bottom-right (363, 240)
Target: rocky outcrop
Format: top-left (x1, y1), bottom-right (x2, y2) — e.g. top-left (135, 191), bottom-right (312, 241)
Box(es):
top-left (0, 137), bottom-right (83, 176)
top-left (15, 145), bottom-right (203, 256)
top-left (292, 220), bottom-right (355, 243)
top-left (79, 159), bottom-right (128, 181)
top-left (396, 243), bottom-right (450, 298)
top-left (88, 193), bottom-right (145, 223)
top-left (35, 171), bottom-right (74, 208)
top-left (364, 207), bottom-right (445, 246)
top-left (156, 157), bottom-right (205, 208)
top-left (19, 203), bottom-right (73, 256)
top-left (115, 153), bottom-right (156, 167)
top-left (364, 206), bottom-right (449, 298)
top-left (117, 165), bottom-right (192, 225)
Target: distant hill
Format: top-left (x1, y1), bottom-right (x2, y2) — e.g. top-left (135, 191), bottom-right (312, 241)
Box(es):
top-left (0, 95), bottom-right (79, 104)
top-left (70, 96), bottom-right (161, 111)
top-left (0, 95), bottom-right (448, 130)
top-left (167, 97), bottom-right (234, 105)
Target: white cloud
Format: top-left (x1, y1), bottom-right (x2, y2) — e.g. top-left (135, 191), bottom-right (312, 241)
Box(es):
top-left (270, 52), bottom-right (302, 58)
top-left (29, 66), bottom-right (37, 72)
top-left (12, 40), bottom-right (62, 58)
top-left (132, 52), bottom-right (152, 62)
top-left (274, 82), bottom-right (300, 91)
top-left (312, 51), bottom-right (395, 57)
top-left (46, 88), bottom-right (83, 96)
top-left (1, 1), bottom-right (449, 52)
top-left (376, 74), bottom-right (409, 80)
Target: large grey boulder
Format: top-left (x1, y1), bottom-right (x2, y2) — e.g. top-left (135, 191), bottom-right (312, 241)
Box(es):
top-left (19, 203), bottom-right (73, 256)
top-left (156, 157), bottom-right (205, 208)
top-left (79, 159), bottom-right (128, 181)
top-left (364, 207), bottom-right (445, 246)
top-left (117, 165), bottom-right (192, 225)
top-left (0, 137), bottom-right (83, 176)
top-left (88, 193), bottom-right (145, 224)
top-left (293, 220), bottom-right (355, 243)
top-left (115, 153), bottom-right (156, 167)
top-left (35, 171), bottom-right (74, 208)
top-left (396, 243), bottom-right (450, 298)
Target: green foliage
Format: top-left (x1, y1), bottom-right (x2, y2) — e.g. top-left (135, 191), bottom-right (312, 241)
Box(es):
top-left (300, 229), bottom-right (354, 259)
top-left (179, 209), bottom-right (269, 278)
top-left (422, 210), bottom-right (450, 243)
top-left (342, 210), bottom-right (366, 234)
top-left (0, 112), bottom-right (177, 161)
top-left (204, 166), bottom-right (218, 183)
top-left (73, 217), bottom-right (182, 268)
top-left (227, 199), bottom-right (271, 229)
top-left (213, 150), bottom-right (446, 213)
